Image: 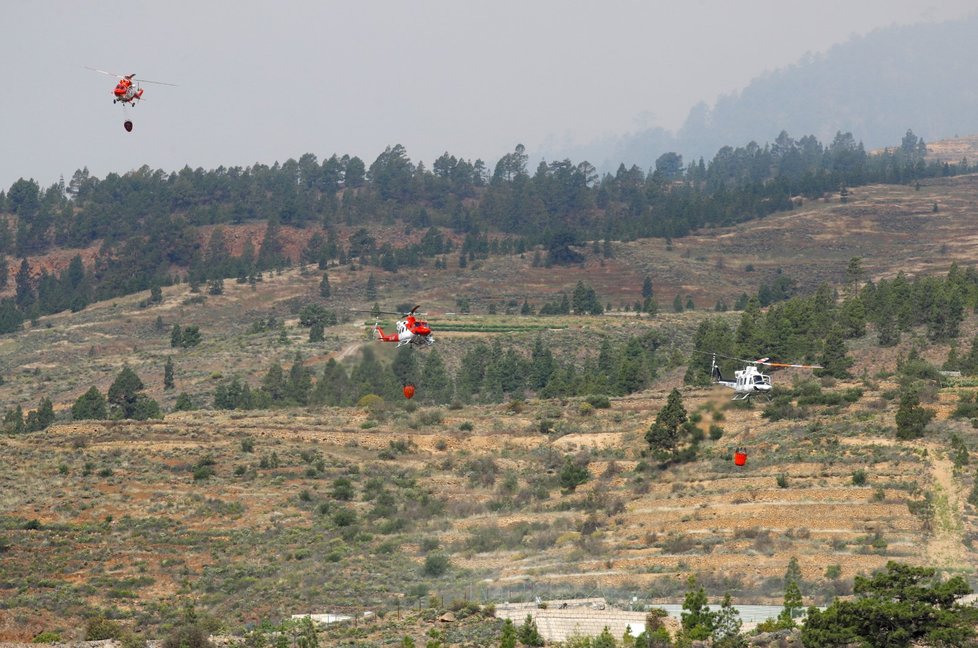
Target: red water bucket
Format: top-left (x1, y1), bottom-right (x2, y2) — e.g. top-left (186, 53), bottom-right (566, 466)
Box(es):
top-left (403, 384), bottom-right (415, 399)
top-left (733, 451), bottom-right (747, 466)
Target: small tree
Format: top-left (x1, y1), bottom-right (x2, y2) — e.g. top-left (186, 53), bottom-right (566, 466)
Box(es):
top-left (517, 615), bottom-right (544, 647)
top-left (366, 273), bottom-right (377, 301)
top-left (72, 386), bottom-right (107, 420)
top-left (802, 561), bottom-right (977, 647)
top-left (174, 393), bottom-right (194, 411)
top-left (895, 387), bottom-right (934, 440)
top-left (309, 321), bottom-right (325, 342)
top-left (680, 576), bottom-right (716, 641)
top-left (3, 406), bottom-right (24, 434)
top-left (713, 593), bottom-right (743, 646)
top-left (25, 397), bottom-right (55, 432)
top-left (645, 388), bottom-right (689, 462)
top-left (164, 356), bottom-right (175, 390)
top-left (422, 553), bottom-right (450, 577)
top-left (180, 325), bottom-right (202, 348)
top-left (108, 366), bottom-right (161, 420)
top-left (499, 619), bottom-right (516, 648)
top-left (817, 326), bottom-right (853, 378)
top-left (559, 456), bottom-right (590, 492)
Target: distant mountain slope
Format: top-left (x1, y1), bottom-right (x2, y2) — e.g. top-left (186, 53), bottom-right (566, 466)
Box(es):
top-left (566, 14), bottom-right (978, 173)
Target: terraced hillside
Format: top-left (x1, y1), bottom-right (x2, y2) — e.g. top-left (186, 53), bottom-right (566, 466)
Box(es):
top-left (4, 174), bottom-right (978, 639)
top-left (2, 367), bottom-right (977, 640)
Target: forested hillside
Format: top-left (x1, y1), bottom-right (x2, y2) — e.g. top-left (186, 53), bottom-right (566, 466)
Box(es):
top-left (0, 128), bottom-right (970, 335)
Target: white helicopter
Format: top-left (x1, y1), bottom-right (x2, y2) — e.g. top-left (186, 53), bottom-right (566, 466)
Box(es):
top-left (709, 353), bottom-right (822, 400)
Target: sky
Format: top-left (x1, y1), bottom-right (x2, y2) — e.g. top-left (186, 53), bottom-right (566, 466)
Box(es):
top-left (3, 0), bottom-right (978, 191)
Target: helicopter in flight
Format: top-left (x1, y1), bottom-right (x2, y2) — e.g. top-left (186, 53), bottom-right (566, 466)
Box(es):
top-left (85, 67), bottom-right (176, 131)
top-left (709, 352), bottom-right (821, 400)
top-left (372, 305), bottom-right (434, 348)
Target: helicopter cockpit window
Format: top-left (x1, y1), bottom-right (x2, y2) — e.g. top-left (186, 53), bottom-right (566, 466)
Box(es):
top-left (753, 375), bottom-right (765, 384)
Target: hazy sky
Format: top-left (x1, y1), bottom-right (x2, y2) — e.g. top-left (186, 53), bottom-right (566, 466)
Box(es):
top-left (3, 0), bottom-right (977, 191)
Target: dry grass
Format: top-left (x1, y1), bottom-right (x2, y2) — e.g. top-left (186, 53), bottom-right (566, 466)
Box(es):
top-left (5, 174), bottom-right (978, 639)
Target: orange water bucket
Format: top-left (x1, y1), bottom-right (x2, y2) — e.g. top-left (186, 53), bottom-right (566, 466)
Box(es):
top-left (733, 451), bottom-right (747, 466)
top-left (403, 384), bottom-right (415, 399)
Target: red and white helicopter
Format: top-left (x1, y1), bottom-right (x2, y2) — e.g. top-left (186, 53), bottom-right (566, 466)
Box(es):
top-left (85, 67), bottom-right (176, 131)
top-left (710, 353), bottom-right (821, 400)
top-left (373, 305), bottom-right (434, 348)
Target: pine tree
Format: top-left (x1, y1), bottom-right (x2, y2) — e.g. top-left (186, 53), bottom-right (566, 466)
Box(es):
top-left (72, 386), bottom-right (107, 420)
top-left (309, 321), bottom-right (325, 342)
top-left (392, 346), bottom-right (419, 388)
top-left (14, 258), bottom-right (34, 311)
top-left (960, 335), bottom-right (978, 376)
top-left (896, 387), bottom-right (934, 440)
top-left (642, 275), bottom-right (654, 299)
top-left (108, 366), bottom-right (144, 412)
top-left (261, 363), bottom-right (287, 404)
top-left (680, 577), bottom-right (716, 641)
top-left (517, 615), bottom-right (543, 647)
top-left (365, 273), bottom-right (377, 301)
top-left (817, 326), bottom-right (853, 379)
top-left (164, 357), bottom-right (175, 390)
top-left (3, 405), bottom-right (24, 434)
top-left (312, 359), bottom-right (353, 406)
top-left (420, 349), bottom-right (453, 404)
top-left (499, 619), bottom-right (516, 648)
top-left (287, 353), bottom-right (313, 405)
top-left (713, 593), bottom-right (743, 643)
top-left (645, 388), bottom-right (688, 462)
top-left (673, 293), bottom-right (684, 313)
top-left (32, 397), bottom-right (55, 431)
top-left (319, 273), bottom-right (331, 298)
top-left (876, 305), bottom-right (900, 347)
top-left (528, 337), bottom-right (556, 390)
top-left (778, 556), bottom-right (804, 625)
top-left (107, 366), bottom-right (160, 420)
top-left (170, 324), bottom-right (183, 348)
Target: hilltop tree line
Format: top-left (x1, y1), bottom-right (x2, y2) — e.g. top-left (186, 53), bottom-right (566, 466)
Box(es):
top-left (0, 129), bottom-right (972, 327)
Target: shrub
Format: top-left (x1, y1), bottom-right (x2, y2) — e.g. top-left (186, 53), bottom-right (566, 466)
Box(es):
top-left (162, 624), bottom-right (212, 648)
top-left (357, 394), bottom-right (385, 409)
top-left (586, 395), bottom-right (611, 409)
top-left (86, 616), bottom-right (124, 640)
top-left (173, 393), bottom-right (195, 411)
top-left (333, 508), bottom-right (357, 527)
top-left (332, 477), bottom-right (355, 501)
top-left (852, 469), bottom-right (867, 486)
top-left (559, 457), bottom-right (590, 492)
top-left (33, 632), bottom-right (61, 643)
top-left (776, 473), bottom-right (789, 488)
top-left (422, 553), bottom-right (450, 577)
